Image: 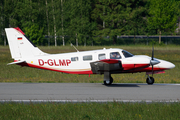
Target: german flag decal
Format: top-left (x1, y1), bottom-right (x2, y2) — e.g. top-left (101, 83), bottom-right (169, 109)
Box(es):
top-left (17, 37), bottom-right (22, 40)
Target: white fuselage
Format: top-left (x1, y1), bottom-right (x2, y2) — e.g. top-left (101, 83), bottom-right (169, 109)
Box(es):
top-left (23, 48), bottom-right (175, 74)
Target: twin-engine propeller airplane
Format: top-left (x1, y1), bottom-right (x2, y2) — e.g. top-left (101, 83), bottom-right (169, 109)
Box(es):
top-left (5, 27), bottom-right (175, 85)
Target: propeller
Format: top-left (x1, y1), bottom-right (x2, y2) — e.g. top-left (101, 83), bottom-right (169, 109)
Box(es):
top-left (150, 45), bottom-right (160, 77)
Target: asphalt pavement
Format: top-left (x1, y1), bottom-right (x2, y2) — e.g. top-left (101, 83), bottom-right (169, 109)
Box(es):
top-left (0, 83), bottom-right (180, 103)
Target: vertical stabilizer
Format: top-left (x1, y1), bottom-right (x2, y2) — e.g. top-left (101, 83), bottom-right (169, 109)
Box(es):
top-left (5, 27), bottom-right (47, 60)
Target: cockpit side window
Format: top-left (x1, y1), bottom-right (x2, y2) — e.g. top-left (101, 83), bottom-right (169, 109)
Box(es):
top-left (110, 52), bottom-right (121, 59)
top-left (71, 57), bottom-right (78, 61)
top-left (83, 55), bottom-right (92, 61)
top-left (122, 50), bottom-right (134, 58)
top-left (98, 53), bottom-right (106, 60)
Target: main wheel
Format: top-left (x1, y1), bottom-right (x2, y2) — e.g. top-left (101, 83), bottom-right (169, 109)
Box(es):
top-left (104, 77), bottom-right (113, 85)
top-left (146, 77), bottom-right (154, 85)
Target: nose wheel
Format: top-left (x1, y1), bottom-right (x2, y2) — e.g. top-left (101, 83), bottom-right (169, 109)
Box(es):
top-left (146, 75), bottom-right (154, 85)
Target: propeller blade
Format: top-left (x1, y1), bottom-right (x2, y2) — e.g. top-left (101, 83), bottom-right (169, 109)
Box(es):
top-left (151, 44), bottom-right (156, 77)
top-left (152, 65), bottom-right (153, 77)
top-left (150, 44), bottom-right (160, 66)
top-left (152, 45), bottom-right (154, 60)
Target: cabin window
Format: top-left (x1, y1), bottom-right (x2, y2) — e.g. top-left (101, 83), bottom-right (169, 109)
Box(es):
top-left (122, 50), bottom-right (134, 58)
top-left (83, 55), bottom-right (92, 61)
top-left (71, 57), bottom-right (78, 61)
top-left (98, 53), bottom-right (106, 60)
top-left (110, 52), bottom-right (121, 59)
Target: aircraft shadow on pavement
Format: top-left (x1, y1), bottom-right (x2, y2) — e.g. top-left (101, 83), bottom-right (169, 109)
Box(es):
top-left (104, 83), bottom-right (140, 87)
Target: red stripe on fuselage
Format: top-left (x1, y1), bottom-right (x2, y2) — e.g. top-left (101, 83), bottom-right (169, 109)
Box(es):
top-left (27, 63), bottom-right (93, 74)
top-left (100, 59), bottom-right (120, 64)
top-left (15, 62), bottom-right (168, 75)
top-left (129, 67), bottom-right (166, 73)
top-left (122, 64), bottom-right (150, 70)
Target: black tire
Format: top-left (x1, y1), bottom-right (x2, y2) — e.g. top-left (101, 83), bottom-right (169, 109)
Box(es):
top-left (104, 77), bottom-right (113, 85)
top-left (146, 77), bottom-right (154, 85)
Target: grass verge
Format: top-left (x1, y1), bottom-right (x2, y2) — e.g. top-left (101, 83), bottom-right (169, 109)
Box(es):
top-left (0, 102), bottom-right (180, 119)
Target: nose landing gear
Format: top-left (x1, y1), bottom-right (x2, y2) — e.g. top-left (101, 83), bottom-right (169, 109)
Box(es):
top-left (146, 75), bottom-right (154, 85)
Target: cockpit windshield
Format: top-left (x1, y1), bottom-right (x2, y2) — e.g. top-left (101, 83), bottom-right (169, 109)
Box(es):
top-left (122, 50), bottom-right (134, 58)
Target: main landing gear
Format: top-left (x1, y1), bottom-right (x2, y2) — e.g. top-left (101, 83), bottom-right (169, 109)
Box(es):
top-left (146, 75), bottom-right (154, 85)
top-left (104, 76), bottom-right (113, 85)
top-left (103, 72), bottom-right (113, 85)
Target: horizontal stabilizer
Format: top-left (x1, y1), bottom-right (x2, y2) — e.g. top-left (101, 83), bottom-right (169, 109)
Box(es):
top-left (7, 61), bottom-right (26, 65)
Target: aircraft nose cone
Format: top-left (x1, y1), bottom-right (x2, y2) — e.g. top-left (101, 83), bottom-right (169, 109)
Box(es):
top-left (158, 60), bottom-right (175, 69)
top-left (167, 62), bottom-right (175, 69)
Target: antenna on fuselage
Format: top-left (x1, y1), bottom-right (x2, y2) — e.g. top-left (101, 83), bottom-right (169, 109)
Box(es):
top-left (71, 43), bottom-right (79, 52)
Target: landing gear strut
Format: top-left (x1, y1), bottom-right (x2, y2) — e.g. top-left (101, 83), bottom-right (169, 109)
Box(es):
top-left (146, 75), bottom-right (154, 85)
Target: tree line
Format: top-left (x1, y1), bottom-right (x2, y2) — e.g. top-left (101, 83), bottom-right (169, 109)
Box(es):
top-left (0, 0), bottom-right (180, 46)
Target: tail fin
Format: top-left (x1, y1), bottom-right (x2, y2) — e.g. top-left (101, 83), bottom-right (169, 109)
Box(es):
top-left (5, 27), bottom-right (47, 60)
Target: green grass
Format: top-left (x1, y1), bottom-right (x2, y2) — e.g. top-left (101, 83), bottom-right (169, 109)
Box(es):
top-left (0, 102), bottom-right (180, 119)
top-left (0, 45), bottom-right (180, 83)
